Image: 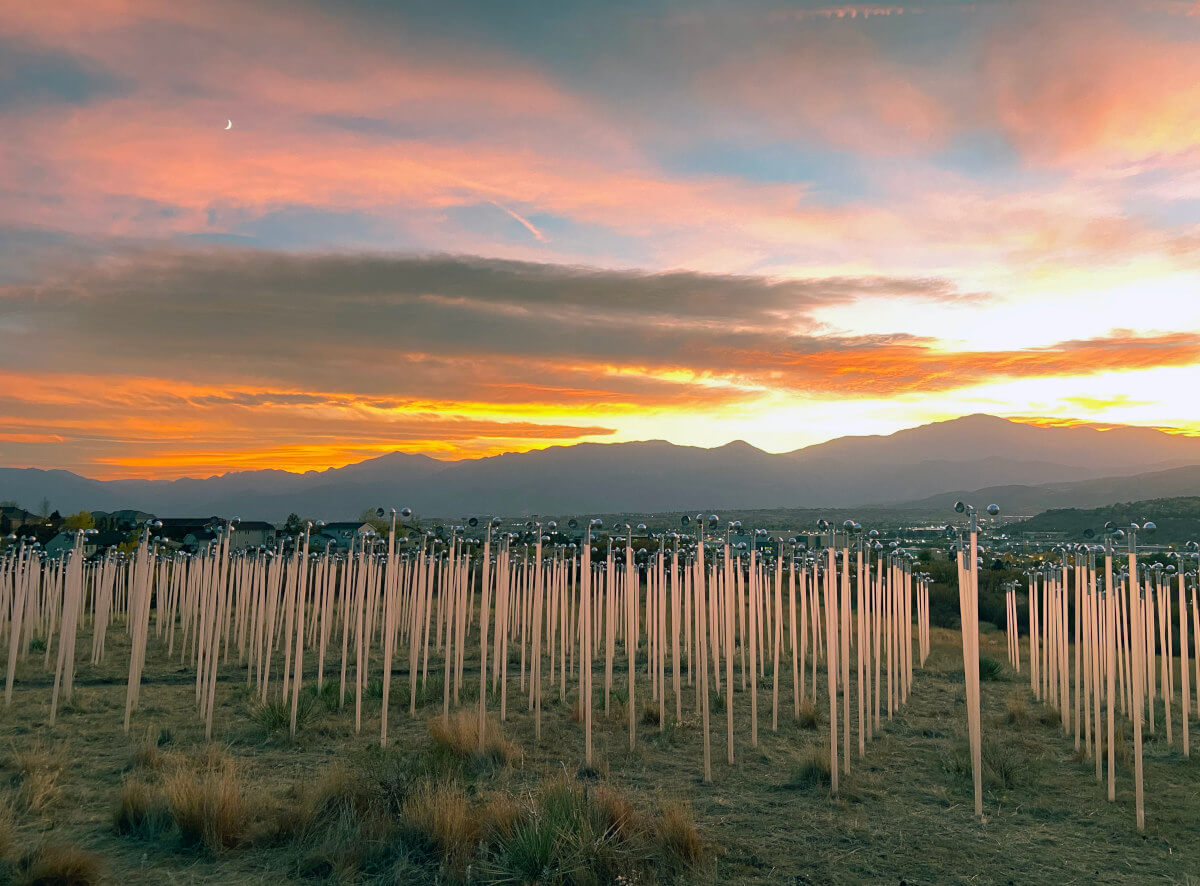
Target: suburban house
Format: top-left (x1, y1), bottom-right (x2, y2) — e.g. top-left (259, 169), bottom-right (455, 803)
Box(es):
top-left (43, 530), bottom-right (128, 558)
top-left (0, 506), bottom-right (44, 535)
top-left (157, 517), bottom-right (278, 551)
top-left (317, 522), bottom-right (376, 549)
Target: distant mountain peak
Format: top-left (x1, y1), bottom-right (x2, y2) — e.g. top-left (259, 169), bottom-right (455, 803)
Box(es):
top-left (4, 413), bottom-right (1200, 520)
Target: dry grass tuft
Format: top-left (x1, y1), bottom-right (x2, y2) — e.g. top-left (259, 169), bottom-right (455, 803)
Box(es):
top-left (114, 778), bottom-right (172, 839)
top-left (128, 730), bottom-right (165, 772)
top-left (796, 699), bottom-right (819, 730)
top-left (657, 800), bottom-right (706, 868)
top-left (1112, 729), bottom-right (1133, 770)
top-left (1005, 695), bottom-right (1029, 726)
top-left (6, 743), bottom-right (65, 814)
top-left (478, 794), bottom-right (522, 844)
top-left (0, 803), bottom-right (15, 864)
top-left (428, 711), bottom-right (521, 770)
top-left (400, 780), bottom-right (479, 873)
top-left (163, 754), bottom-right (250, 851)
top-left (480, 776), bottom-right (711, 884)
top-left (787, 748), bottom-right (832, 790)
top-left (593, 785), bottom-right (638, 841)
top-left (16, 843), bottom-right (103, 886)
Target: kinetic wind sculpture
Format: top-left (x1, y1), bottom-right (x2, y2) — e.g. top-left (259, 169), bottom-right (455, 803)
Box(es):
top-left (42, 501), bottom-right (1200, 828)
top-left (980, 517), bottom-right (1199, 833)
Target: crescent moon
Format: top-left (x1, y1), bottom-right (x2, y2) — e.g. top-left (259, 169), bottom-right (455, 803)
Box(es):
top-left (225, 119), bottom-right (233, 130)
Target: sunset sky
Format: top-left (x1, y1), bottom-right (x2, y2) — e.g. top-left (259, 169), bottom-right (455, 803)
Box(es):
top-left (3, 0), bottom-right (1200, 479)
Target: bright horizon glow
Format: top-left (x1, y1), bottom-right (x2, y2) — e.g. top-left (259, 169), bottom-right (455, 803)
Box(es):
top-left (4, 0), bottom-right (1200, 479)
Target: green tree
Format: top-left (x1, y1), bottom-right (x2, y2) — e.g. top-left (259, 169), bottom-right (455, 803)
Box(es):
top-left (282, 513), bottom-right (317, 536)
top-left (359, 508), bottom-right (391, 536)
top-left (63, 511), bottom-right (94, 531)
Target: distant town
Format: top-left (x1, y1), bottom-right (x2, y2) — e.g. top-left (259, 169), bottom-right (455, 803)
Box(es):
top-left (3, 497), bottom-right (1189, 561)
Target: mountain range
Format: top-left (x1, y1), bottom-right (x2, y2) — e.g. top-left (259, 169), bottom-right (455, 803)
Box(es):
top-left (3, 414), bottom-right (1200, 521)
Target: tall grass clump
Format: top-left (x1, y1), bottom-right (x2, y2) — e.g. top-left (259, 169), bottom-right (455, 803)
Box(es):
top-left (14, 843), bottom-right (103, 886)
top-left (250, 692), bottom-right (316, 735)
top-left (5, 743), bottom-right (65, 814)
top-left (428, 711), bottom-right (522, 773)
top-left (114, 778), bottom-right (172, 839)
top-left (480, 777), bottom-right (711, 884)
top-left (786, 747), bottom-right (832, 791)
top-left (796, 699), bottom-right (819, 730)
top-left (163, 751), bottom-right (251, 851)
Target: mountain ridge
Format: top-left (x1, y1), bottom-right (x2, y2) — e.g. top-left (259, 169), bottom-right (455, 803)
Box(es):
top-left (3, 414), bottom-right (1200, 520)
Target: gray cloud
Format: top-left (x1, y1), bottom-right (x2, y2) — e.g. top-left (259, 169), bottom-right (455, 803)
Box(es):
top-left (1, 248), bottom-right (964, 394)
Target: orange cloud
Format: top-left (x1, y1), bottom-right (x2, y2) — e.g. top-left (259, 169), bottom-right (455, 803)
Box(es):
top-left (713, 331), bottom-right (1200, 395)
top-left (984, 6), bottom-right (1200, 168)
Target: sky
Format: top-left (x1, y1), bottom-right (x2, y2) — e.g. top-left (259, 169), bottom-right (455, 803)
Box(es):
top-left (2, 0), bottom-right (1200, 479)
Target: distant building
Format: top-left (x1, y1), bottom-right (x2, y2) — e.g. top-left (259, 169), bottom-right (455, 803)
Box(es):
top-left (44, 530), bottom-right (127, 558)
top-left (157, 516), bottom-right (276, 551)
top-left (0, 506), bottom-right (43, 535)
top-left (91, 510), bottom-right (153, 532)
top-left (319, 522), bottom-right (375, 547)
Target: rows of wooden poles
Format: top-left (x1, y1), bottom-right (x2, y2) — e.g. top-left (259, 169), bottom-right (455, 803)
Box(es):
top-left (996, 520), bottom-right (1199, 833)
top-left (1, 513), bottom-right (930, 796)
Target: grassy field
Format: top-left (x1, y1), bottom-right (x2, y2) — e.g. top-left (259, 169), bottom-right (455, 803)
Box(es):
top-left (1, 622), bottom-right (1198, 884)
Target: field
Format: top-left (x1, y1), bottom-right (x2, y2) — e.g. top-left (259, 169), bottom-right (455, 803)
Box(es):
top-left (2, 618), bottom-right (1197, 885)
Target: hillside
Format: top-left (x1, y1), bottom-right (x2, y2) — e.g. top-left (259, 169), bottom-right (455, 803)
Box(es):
top-left (1009, 496), bottom-right (1200, 544)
